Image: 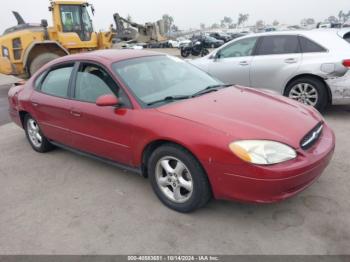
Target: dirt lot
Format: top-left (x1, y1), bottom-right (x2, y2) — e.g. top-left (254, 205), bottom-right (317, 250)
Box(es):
top-left (0, 56), bottom-right (350, 255)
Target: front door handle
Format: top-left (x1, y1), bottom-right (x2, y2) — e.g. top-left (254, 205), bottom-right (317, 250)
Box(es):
top-left (285, 58), bottom-right (298, 64)
top-left (70, 110), bottom-right (81, 117)
top-left (239, 61), bottom-right (249, 66)
top-left (31, 102), bottom-right (39, 107)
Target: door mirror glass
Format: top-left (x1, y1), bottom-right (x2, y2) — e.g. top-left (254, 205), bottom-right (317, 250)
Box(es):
top-left (96, 94), bottom-right (119, 107)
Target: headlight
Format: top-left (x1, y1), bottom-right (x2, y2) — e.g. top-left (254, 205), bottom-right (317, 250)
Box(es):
top-left (229, 140), bottom-right (297, 165)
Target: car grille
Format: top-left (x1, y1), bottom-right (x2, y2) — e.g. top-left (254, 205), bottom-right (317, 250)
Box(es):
top-left (300, 122), bottom-right (324, 150)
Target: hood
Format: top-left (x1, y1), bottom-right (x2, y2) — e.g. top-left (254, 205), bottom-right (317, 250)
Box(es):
top-left (156, 86), bottom-right (322, 149)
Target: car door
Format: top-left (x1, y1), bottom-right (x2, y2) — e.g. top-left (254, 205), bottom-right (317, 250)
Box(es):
top-left (250, 35), bottom-right (302, 93)
top-left (207, 37), bottom-right (258, 85)
top-left (68, 62), bottom-right (134, 165)
top-left (30, 63), bottom-right (75, 146)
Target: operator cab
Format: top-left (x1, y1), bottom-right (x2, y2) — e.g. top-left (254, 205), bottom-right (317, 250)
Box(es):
top-left (58, 3), bottom-right (94, 41)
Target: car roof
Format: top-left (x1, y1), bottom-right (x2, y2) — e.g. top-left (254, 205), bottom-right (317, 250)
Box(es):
top-left (241, 29), bottom-right (343, 38)
top-left (53, 49), bottom-right (164, 65)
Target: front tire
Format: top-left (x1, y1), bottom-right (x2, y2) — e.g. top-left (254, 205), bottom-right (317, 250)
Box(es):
top-left (24, 115), bottom-right (54, 153)
top-left (29, 53), bottom-right (60, 76)
top-left (180, 49), bottom-right (191, 58)
top-left (201, 49), bottom-right (209, 57)
top-left (148, 144), bottom-right (212, 213)
top-left (285, 77), bottom-right (328, 112)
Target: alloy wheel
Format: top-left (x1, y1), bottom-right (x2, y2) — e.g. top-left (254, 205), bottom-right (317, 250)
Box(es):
top-left (288, 83), bottom-right (319, 106)
top-left (27, 118), bottom-right (42, 148)
top-left (155, 156), bottom-right (193, 203)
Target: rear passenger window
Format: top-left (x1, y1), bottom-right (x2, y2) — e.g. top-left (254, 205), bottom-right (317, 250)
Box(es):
top-left (257, 35), bottom-right (300, 55)
top-left (40, 65), bottom-right (73, 98)
top-left (299, 36), bottom-right (327, 53)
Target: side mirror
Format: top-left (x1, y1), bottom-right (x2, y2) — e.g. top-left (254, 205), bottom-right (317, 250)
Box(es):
top-left (96, 94), bottom-right (119, 107)
top-left (41, 19), bottom-right (48, 28)
top-left (213, 51), bottom-right (221, 60)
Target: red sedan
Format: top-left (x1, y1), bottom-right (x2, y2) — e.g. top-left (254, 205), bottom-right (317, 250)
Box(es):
top-left (8, 50), bottom-right (335, 212)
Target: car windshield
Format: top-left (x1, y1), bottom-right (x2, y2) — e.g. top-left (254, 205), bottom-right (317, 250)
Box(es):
top-left (112, 55), bottom-right (222, 106)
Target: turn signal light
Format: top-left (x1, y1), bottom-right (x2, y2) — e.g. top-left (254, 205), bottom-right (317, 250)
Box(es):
top-left (342, 59), bottom-right (350, 68)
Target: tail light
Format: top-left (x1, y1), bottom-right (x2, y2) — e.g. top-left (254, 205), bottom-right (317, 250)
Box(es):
top-left (342, 59), bottom-right (350, 67)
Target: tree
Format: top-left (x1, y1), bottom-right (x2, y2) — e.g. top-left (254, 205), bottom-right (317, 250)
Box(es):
top-left (273, 20), bottom-right (279, 26)
top-left (162, 14), bottom-right (174, 33)
top-left (222, 16), bottom-right (233, 28)
top-left (171, 24), bottom-right (178, 32)
top-left (338, 11), bottom-right (344, 23)
top-left (220, 19), bottom-right (226, 28)
top-left (238, 13), bottom-right (249, 27)
top-left (327, 16), bottom-right (338, 24)
top-left (126, 14), bottom-right (132, 28)
top-left (306, 18), bottom-right (315, 25)
top-left (200, 23), bottom-right (206, 30)
top-left (211, 23), bottom-right (220, 29)
top-left (255, 20), bottom-right (265, 29)
top-left (301, 18), bottom-right (315, 26)
top-left (229, 23), bottom-right (237, 29)
top-left (338, 10), bottom-right (350, 24)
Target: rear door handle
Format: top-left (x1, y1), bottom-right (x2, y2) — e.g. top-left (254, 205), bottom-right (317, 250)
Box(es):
top-left (70, 110), bottom-right (81, 117)
top-left (31, 102), bottom-right (39, 107)
top-left (285, 58), bottom-right (298, 64)
top-left (239, 61), bottom-right (249, 66)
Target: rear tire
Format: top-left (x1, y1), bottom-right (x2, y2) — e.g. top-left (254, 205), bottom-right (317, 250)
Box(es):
top-left (148, 144), bottom-right (212, 213)
top-left (24, 115), bottom-right (54, 153)
top-left (285, 77), bottom-right (328, 112)
top-left (29, 53), bottom-right (60, 76)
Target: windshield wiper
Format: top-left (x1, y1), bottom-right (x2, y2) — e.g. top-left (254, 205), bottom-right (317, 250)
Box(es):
top-left (147, 95), bottom-right (191, 106)
top-left (191, 84), bottom-right (232, 98)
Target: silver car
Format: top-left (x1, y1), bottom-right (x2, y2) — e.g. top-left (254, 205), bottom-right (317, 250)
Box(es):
top-left (191, 30), bottom-right (350, 111)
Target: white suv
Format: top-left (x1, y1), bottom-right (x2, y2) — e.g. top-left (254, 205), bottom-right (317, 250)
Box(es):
top-left (191, 30), bottom-right (350, 111)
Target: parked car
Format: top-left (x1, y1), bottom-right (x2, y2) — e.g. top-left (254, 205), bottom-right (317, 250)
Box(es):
top-left (177, 38), bottom-right (192, 49)
top-left (201, 36), bottom-right (224, 48)
top-left (8, 50), bottom-right (335, 212)
top-left (191, 30), bottom-right (350, 111)
top-left (210, 32), bottom-right (232, 42)
top-left (228, 33), bottom-right (247, 40)
top-left (337, 28), bottom-right (350, 43)
top-left (167, 40), bottom-right (180, 48)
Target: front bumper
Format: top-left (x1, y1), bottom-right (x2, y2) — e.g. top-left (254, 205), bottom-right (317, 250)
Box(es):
top-left (204, 124), bottom-right (335, 203)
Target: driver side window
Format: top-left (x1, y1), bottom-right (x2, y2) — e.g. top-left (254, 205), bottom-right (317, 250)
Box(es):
top-left (219, 37), bottom-right (257, 58)
top-left (74, 63), bottom-right (130, 107)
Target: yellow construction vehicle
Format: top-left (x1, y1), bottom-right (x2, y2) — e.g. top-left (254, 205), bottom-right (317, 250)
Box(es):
top-left (0, 0), bottom-right (114, 77)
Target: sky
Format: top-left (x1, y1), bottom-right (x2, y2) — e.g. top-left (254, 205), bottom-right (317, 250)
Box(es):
top-left (0, 0), bottom-right (349, 33)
